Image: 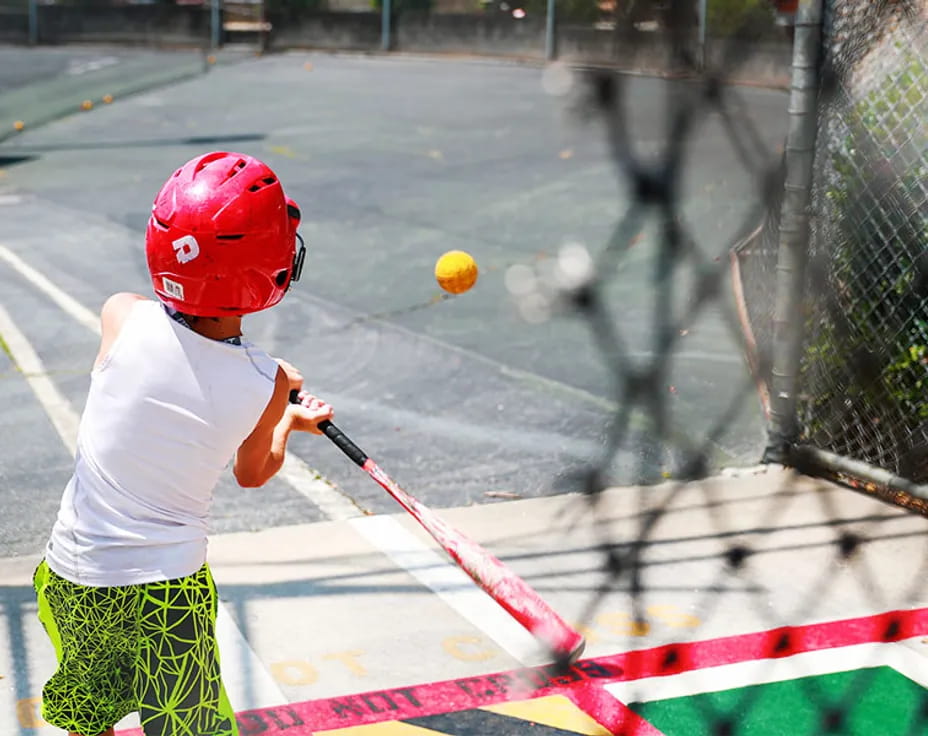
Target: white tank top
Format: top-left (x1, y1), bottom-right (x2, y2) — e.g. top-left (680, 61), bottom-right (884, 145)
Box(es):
top-left (45, 300), bottom-right (279, 586)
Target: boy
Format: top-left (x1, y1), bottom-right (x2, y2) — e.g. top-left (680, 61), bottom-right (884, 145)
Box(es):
top-left (33, 151), bottom-right (333, 736)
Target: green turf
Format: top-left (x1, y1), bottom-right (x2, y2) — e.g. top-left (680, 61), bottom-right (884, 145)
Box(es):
top-left (629, 666), bottom-right (928, 735)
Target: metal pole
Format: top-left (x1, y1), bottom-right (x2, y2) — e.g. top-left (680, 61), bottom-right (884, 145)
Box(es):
top-left (28, 0), bottom-right (38, 45)
top-left (381, 0), bottom-right (392, 52)
top-left (210, 0), bottom-right (221, 50)
top-left (764, 0), bottom-right (825, 463)
top-left (794, 444), bottom-right (928, 506)
top-left (697, 0), bottom-right (708, 70)
top-left (545, 0), bottom-right (556, 61)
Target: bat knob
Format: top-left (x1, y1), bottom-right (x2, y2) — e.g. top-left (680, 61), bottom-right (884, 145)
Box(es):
top-left (565, 638), bottom-right (586, 665)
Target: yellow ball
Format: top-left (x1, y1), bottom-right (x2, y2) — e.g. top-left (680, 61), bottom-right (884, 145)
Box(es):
top-left (435, 250), bottom-right (478, 294)
top-left (81, 100), bottom-right (93, 111)
top-left (13, 120), bottom-right (24, 131)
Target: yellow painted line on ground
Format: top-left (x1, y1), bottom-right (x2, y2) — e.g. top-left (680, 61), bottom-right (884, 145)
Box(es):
top-left (268, 144), bottom-right (299, 158)
top-left (481, 695), bottom-right (613, 734)
top-left (317, 694), bottom-right (612, 735)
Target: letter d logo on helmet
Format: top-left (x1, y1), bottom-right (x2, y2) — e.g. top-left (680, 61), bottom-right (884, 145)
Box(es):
top-left (172, 236), bottom-right (200, 264)
top-left (145, 151), bottom-right (304, 317)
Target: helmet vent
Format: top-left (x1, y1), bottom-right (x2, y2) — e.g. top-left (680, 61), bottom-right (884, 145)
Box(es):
top-left (216, 234), bottom-right (245, 241)
top-left (219, 159), bottom-right (248, 184)
top-left (153, 217), bottom-right (171, 230)
top-left (248, 176), bottom-right (278, 193)
top-left (194, 152), bottom-right (234, 175)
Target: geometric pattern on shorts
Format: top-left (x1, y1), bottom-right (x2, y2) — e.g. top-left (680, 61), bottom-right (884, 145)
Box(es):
top-left (35, 561), bottom-right (237, 736)
top-left (136, 566), bottom-right (235, 736)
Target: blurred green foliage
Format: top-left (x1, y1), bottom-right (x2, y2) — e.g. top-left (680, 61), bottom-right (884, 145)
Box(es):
top-left (800, 49), bottom-right (928, 468)
top-left (708, 0), bottom-right (775, 38)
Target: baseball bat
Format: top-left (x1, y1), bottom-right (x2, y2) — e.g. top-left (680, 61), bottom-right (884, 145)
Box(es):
top-left (290, 391), bottom-right (586, 664)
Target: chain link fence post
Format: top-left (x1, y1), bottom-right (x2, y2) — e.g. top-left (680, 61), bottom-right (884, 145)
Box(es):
top-left (697, 0), bottom-right (708, 70)
top-left (764, 0), bottom-right (824, 463)
top-left (210, 0), bottom-right (222, 51)
top-left (381, 0), bottom-right (392, 52)
top-left (27, 0), bottom-right (37, 45)
top-left (545, 0), bottom-right (556, 61)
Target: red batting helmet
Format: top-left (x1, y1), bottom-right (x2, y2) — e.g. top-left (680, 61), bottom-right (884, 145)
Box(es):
top-left (145, 151), bottom-right (306, 317)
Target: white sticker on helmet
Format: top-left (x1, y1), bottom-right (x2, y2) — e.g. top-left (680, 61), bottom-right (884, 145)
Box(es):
top-left (172, 235), bottom-right (201, 264)
top-left (163, 277), bottom-right (185, 300)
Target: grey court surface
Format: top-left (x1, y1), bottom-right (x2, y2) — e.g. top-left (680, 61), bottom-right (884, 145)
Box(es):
top-left (1, 47), bottom-right (925, 735)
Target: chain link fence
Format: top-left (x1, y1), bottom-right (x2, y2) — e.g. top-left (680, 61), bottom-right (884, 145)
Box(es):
top-left (799, 1), bottom-right (928, 483)
top-left (732, 0), bottom-right (928, 506)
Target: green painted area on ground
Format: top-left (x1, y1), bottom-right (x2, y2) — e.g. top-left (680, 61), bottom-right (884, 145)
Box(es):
top-left (630, 666), bottom-right (928, 735)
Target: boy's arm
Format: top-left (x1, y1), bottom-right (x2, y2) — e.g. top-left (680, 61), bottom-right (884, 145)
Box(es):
top-left (234, 365), bottom-right (334, 488)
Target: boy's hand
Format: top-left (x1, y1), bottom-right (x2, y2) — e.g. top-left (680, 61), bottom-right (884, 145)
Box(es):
top-left (287, 392), bottom-right (334, 435)
top-left (275, 358), bottom-right (304, 393)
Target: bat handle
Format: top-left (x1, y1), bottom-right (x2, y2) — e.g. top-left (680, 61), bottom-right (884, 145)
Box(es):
top-left (289, 390), bottom-right (369, 467)
top-left (318, 420), bottom-right (369, 467)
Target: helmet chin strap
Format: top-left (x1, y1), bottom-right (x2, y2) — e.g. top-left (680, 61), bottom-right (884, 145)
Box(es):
top-left (290, 234), bottom-right (307, 287)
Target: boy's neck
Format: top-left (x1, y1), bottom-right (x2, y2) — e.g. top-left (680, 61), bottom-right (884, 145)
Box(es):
top-left (183, 314), bottom-right (243, 342)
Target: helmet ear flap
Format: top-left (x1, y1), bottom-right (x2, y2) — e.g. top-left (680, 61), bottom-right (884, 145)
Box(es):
top-left (286, 199), bottom-right (301, 226)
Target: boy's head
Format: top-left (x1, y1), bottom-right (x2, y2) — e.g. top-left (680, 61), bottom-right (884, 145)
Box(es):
top-left (145, 151), bottom-right (305, 317)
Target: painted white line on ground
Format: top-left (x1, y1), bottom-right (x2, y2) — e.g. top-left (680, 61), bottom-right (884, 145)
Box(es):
top-left (214, 605), bottom-right (289, 709)
top-left (349, 514), bottom-right (542, 665)
top-left (605, 637), bottom-right (928, 704)
top-left (0, 251), bottom-right (287, 711)
top-left (0, 302), bottom-right (80, 456)
top-left (279, 452), bottom-right (363, 522)
top-left (66, 56), bottom-right (119, 76)
top-left (0, 245), bottom-right (100, 333)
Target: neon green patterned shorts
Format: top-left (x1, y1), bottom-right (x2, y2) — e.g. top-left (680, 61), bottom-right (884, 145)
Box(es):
top-left (34, 560), bottom-right (238, 736)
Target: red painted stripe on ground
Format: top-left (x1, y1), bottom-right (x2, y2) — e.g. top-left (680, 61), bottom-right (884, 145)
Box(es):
top-left (116, 607), bottom-right (928, 736)
top-left (616, 608), bottom-right (927, 681)
top-left (566, 681), bottom-right (664, 736)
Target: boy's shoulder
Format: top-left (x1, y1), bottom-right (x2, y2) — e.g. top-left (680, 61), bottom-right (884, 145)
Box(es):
top-left (94, 293), bottom-right (152, 371)
top-left (101, 292), bottom-right (149, 319)
top-left (100, 291), bottom-right (152, 329)
top-left (100, 292), bottom-right (151, 336)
